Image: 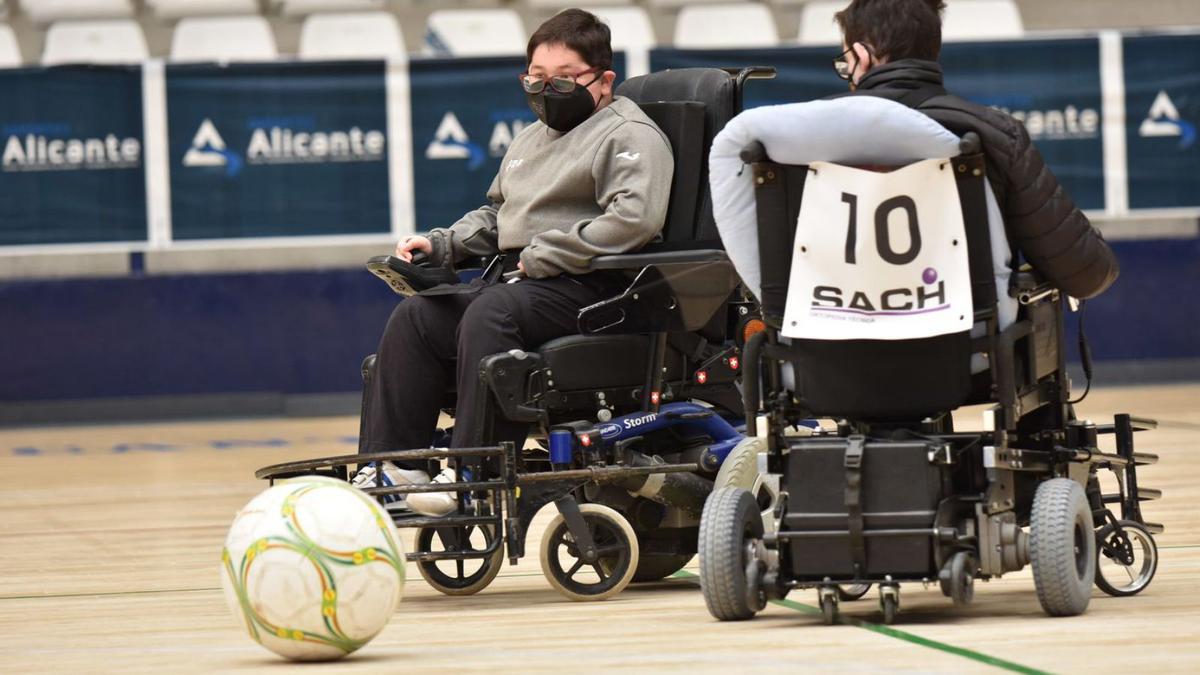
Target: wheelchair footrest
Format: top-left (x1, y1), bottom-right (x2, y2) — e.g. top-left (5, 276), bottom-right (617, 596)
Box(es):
top-left (1102, 488), bottom-right (1162, 503)
top-left (360, 479), bottom-right (504, 497)
top-left (1133, 452), bottom-right (1159, 466)
top-left (391, 514), bottom-right (499, 529)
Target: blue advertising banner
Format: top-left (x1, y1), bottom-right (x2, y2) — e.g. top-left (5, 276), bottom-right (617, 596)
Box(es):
top-left (652, 39), bottom-right (1105, 210)
top-left (941, 38), bottom-right (1105, 211)
top-left (166, 61), bottom-right (391, 239)
top-left (650, 46), bottom-right (838, 108)
top-left (1123, 33), bottom-right (1200, 210)
top-left (409, 55), bottom-right (534, 232)
top-left (0, 66), bottom-right (147, 246)
top-left (409, 53), bottom-right (626, 231)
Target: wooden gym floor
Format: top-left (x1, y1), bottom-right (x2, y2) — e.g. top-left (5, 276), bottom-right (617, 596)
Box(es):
top-left (1, 383), bottom-right (1197, 673)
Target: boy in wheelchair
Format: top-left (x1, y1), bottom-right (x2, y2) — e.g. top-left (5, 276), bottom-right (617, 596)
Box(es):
top-left (354, 9), bottom-right (674, 516)
top-left (698, 0), bottom-right (1159, 624)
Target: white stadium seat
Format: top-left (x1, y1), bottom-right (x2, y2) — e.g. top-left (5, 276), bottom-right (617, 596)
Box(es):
top-left (146, 0), bottom-right (260, 20)
top-left (275, 0), bottom-right (386, 17)
top-left (645, 0), bottom-right (734, 9)
top-left (0, 24), bottom-right (21, 67)
top-left (588, 6), bottom-right (655, 77)
top-left (171, 16), bottom-right (278, 63)
top-left (41, 19), bottom-right (148, 65)
top-left (20, 0), bottom-right (134, 23)
top-left (299, 11), bottom-right (405, 61)
top-left (523, 0), bottom-right (634, 8)
top-left (674, 3), bottom-right (779, 49)
top-left (943, 0), bottom-right (1024, 40)
top-left (797, 0), bottom-right (844, 46)
top-left (424, 9), bottom-right (526, 57)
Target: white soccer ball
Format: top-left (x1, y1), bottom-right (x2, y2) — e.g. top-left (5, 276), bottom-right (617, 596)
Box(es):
top-left (220, 476), bottom-right (406, 661)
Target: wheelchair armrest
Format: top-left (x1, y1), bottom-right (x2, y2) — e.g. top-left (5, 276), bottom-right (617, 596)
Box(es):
top-left (590, 248), bottom-right (728, 270)
top-left (578, 259), bottom-right (740, 335)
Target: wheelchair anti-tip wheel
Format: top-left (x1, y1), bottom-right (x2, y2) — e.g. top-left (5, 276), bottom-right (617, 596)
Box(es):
top-left (415, 524), bottom-right (505, 596)
top-left (818, 586), bottom-right (839, 625)
top-left (1029, 478), bottom-right (1095, 616)
top-left (540, 503), bottom-right (639, 601)
top-left (699, 487), bottom-right (765, 621)
top-left (945, 551), bottom-right (976, 607)
top-left (1095, 519), bottom-right (1158, 597)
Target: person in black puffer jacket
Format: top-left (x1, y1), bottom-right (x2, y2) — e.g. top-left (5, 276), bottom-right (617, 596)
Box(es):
top-left (830, 0), bottom-right (1118, 299)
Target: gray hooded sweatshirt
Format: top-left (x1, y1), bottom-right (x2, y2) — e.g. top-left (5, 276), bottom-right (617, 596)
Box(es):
top-left (426, 96), bottom-right (674, 278)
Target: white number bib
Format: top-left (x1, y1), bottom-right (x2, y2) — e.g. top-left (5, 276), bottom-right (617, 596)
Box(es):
top-left (781, 158), bottom-right (972, 341)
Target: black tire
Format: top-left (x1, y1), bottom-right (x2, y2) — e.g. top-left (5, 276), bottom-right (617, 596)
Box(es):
top-left (820, 593), bottom-right (839, 625)
top-left (837, 584), bottom-right (872, 601)
top-left (1095, 520), bottom-right (1158, 597)
top-left (948, 551), bottom-right (975, 607)
top-left (632, 553), bottom-right (694, 582)
top-left (880, 593), bottom-right (898, 624)
top-left (699, 487), bottom-right (764, 621)
top-left (415, 524), bottom-right (504, 596)
top-left (1029, 478), bottom-right (1095, 616)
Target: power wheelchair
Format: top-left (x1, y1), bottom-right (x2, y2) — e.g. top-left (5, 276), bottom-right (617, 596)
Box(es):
top-left (256, 67), bottom-right (780, 601)
top-left (698, 131), bottom-right (1162, 624)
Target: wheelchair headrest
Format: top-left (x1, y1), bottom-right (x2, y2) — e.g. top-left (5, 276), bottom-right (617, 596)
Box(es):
top-left (617, 68), bottom-right (738, 247)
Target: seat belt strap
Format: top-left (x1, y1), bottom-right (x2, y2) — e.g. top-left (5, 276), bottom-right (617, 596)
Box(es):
top-left (844, 434), bottom-right (867, 577)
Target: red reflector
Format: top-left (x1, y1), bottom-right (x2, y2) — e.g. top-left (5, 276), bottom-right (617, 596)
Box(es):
top-left (650, 391), bottom-right (661, 405)
top-left (696, 371), bottom-right (708, 384)
top-left (728, 356), bottom-right (740, 371)
top-left (579, 434), bottom-right (591, 447)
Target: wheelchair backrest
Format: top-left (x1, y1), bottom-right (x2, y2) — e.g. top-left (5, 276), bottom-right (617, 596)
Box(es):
top-left (711, 97), bottom-right (1003, 420)
top-left (615, 68), bottom-right (738, 248)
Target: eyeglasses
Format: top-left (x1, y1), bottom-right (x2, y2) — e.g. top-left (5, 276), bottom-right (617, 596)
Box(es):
top-left (833, 47), bottom-right (855, 81)
top-left (520, 67), bottom-right (602, 94)
top-left (833, 44), bottom-right (873, 81)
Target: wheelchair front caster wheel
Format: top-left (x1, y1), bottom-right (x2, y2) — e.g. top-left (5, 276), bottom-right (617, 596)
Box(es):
top-left (879, 585), bottom-right (900, 624)
top-left (818, 587), bottom-right (839, 625)
top-left (415, 524), bottom-right (504, 596)
top-left (540, 503), bottom-right (638, 601)
top-left (1095, 519), bottom-right (1158, 597)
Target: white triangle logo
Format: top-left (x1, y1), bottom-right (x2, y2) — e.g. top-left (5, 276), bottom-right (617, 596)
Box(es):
top-left (1139, 90), bottom-right (1183, 138)
top-left (183, 119), bottom-right (228, 167)
top-left (425, 112), bottom-right (471, 159)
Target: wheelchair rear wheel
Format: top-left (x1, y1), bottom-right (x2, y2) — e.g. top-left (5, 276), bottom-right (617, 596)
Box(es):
top-left (1095, 520), bottom-right (1158, 597)
top-left (540, 503), bottom-right (639, 601)
top-left (415, 524), bottom-right (504, 596)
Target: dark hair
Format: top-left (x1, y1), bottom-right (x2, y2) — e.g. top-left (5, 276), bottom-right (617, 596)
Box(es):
top-left (835, 0), bottom-right (946, 62)
top-left (527, 8), bottom-right (613, 72)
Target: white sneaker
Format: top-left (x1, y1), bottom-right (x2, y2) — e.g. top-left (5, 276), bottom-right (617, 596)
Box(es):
top-left (406, 467), bottom-right (462, 517)
top-left (351, 462), bottom-right (430, 507)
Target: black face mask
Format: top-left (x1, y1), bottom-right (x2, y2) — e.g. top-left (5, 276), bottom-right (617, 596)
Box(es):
top-left (526, 85), bottom-right (599, 133)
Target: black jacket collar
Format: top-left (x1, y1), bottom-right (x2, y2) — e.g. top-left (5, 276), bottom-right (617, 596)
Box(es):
top-left (856, 59), bottom-right (945, 92)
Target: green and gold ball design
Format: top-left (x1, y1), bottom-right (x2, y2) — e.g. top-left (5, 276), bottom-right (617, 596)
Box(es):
top-left (220, 476), bottom-right (405, 661)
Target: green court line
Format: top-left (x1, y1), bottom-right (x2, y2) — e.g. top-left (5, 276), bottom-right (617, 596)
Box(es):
top-left (672, 570), bottom-right (1050, 675)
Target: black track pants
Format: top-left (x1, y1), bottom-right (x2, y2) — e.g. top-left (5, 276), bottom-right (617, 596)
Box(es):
top-left (361, 274), bottom-right (617, 466)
